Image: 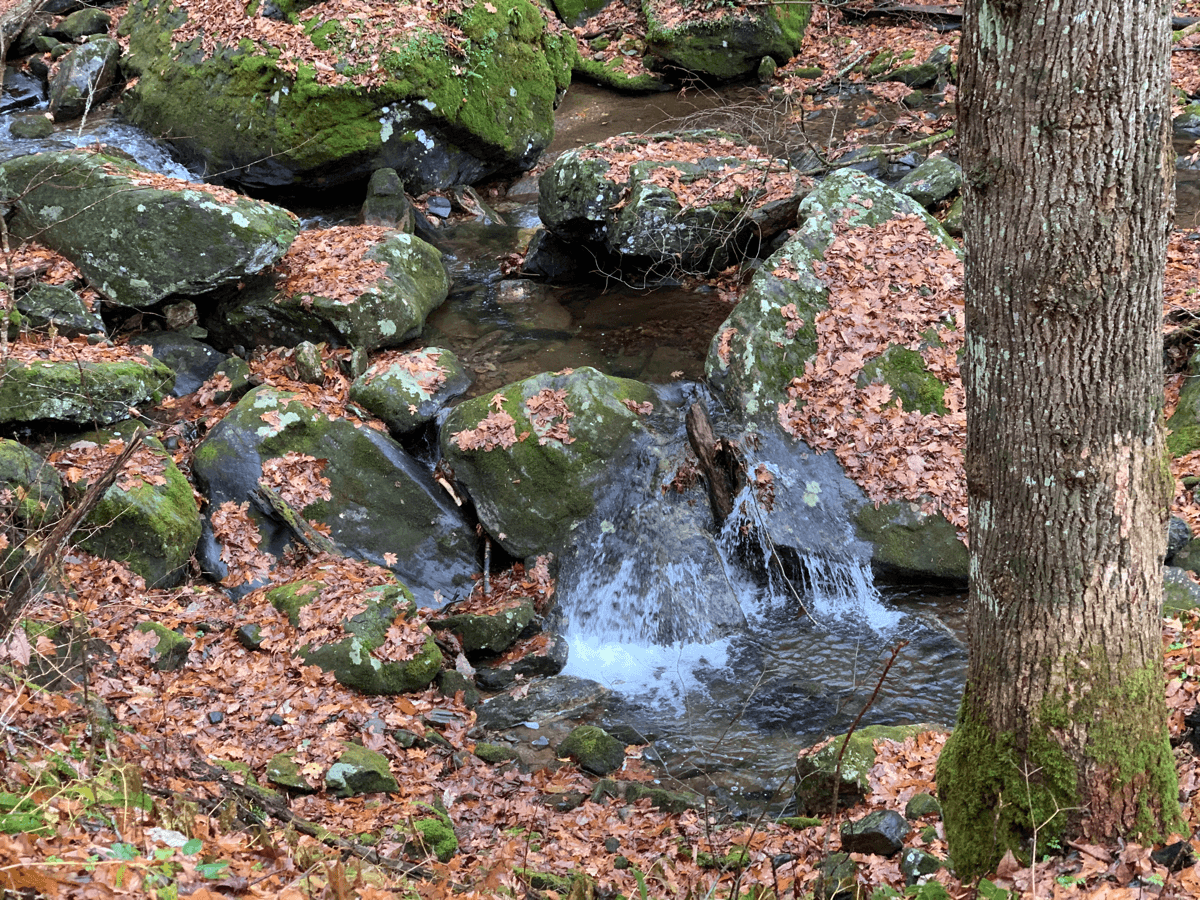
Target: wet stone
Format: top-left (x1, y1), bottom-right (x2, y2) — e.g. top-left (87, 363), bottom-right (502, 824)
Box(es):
top-left (900, 847), bottom-right (941, 886)
top-left (839, 809), bottom-right (909, 857)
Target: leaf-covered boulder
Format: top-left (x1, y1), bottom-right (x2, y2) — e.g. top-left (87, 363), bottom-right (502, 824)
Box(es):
top-left (644, 1), bottom-right (810, 82)
top-left (52, 433), bottom-right (202, 588)
top-left (539, 131), bottom-right (809, 275)
top-left (0, 150), bottom-right (299, 309)
top-left (215, 227), bottom-right (449, 353)
top-left (707, 168), bottom-right (967, 581)
top-left (258, 561), bottom-right (443, 695)
top-left (348, 347), bottom-right (471, 434)
top-left (117, 0), bottom-right (576, 194)
top-left (0, 348), bottom-right (173, 426)
top-left (192, 385), bottom-right (477, 602)
top-left (439, 367), bottom-right (655, 558)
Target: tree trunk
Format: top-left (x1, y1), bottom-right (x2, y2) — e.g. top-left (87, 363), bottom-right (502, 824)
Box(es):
top-left (934, 0), bottom-right (1182, 879)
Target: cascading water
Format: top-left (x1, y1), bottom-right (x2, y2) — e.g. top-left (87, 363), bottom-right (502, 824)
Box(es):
top-left (555, 386), bottom-right (966, 807)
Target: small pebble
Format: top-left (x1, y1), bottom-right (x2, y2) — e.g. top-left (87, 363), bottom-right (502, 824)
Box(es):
top-left (267, 713), bottom-right (285, 726)
top-left (207, 710), bottom-right (224, 725)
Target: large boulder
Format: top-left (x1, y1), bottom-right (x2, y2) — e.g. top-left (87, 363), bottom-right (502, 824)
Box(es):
top-left (117, 0), bottom-right (576, 193)
top-left (644, 2), bottom-right (810, 82)
top-left (0, 348), bottom-right (174, 426)
top-left (439, 367), bottom-right (654, 558)
top-left (51, 433), bottom-right (202, 588)
top-left (0, 150), bottom-right (299, 309)
top-left (706, 169), bottom-right (968, 581)
top-left (213, 228), bottom-right (449, 353)
top-left (539, 131), bottom-right (809, 275)
top-left (192, 385), bottom-right (478, 603)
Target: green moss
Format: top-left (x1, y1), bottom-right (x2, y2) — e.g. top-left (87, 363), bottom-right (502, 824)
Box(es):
top-left (854, 500), bottom-right (968, 580)
top-left (412, 810), bottom-right (458, 862)
top-left (858, 345), bottom-right (948, 415)
top-left (779, 816), bottom-right (823, 829)
top-left (937, 653), bottom-right (1181, 880)
top-left (119, 0), bottom-right (572, 189)
top-left (134, 622), bottom-right (192, 671)
top-left (78, 437), bottom-right (202, 588)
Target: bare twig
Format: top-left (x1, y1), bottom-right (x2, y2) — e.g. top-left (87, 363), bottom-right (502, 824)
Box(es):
top-left (824, 638), bottom-right (907, 850)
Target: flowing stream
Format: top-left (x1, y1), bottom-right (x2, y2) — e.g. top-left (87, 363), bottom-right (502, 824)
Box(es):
top-left (3, 79), bottom-right (1197, 808)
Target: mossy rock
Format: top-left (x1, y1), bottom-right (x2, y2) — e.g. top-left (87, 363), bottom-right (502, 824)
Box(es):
top-left (904, 792), bottom-right (942, 819)
top-left (573, 54), bottom-right (670, 92)
top-left (430, 599), bottom-right (535, 656)
top-left (325, 742), bottom-right (398, 797)
top-left (706, 168), bottom-right (956, 423)
top-left (134, 621), bottom-right (191, 671)
top-left (192, 385), bottom-right (478, 601)
top-left (0, 355), bottom-right (173, 426)
top-left (439, 367), bottom-right (654, 558)
top-left (854, 500), bottom-right (967, 582)
top-left (0, 439), bottom-right (65, 528)
top-left (265, 577), bottom-right (444, 694)
top-left (265, 752), bottom-right (318, 793)
top-left (16, 283), bottom-right (105, 337)
top-left (349, 347), bottom-right (471, 434)
top-left (589, 778), bottom-right (701, 813)
top-left (644, 1), bottom-right (810, 82)
top-left (1163, 565), bottom-right (1200, 616)
top-left (76, 435), bottom-right (202, 589)
top-left (473, 742), bottom-right (519, 764)
top-left (224, 233), bottom-right (450, 353)
top-left (896, 156), bottom-right (963, 209)
top-left (1168, 374), bottom-right (1200, 457)
top-left (558, 725), bottom-right (625, 775)
top-left (118, 0), bottom-right (575, 193)
top-left (795, 724), bottom-right (936, 815)
top-left (0, 150), bottom-right (298, 309)
top-left (539, 130), bottom-right (808, 273)
top-left (407, 808), bottom-right (458, 861)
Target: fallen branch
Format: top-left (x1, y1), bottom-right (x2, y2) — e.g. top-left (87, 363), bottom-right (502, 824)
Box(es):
top-left (251, 481), bottom-right (342, 557)
top-left (172, 757), bottom-right (433, 879)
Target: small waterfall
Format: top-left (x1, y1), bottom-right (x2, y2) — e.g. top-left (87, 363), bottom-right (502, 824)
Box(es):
top-left (557, 410), bottom-right (900, 706)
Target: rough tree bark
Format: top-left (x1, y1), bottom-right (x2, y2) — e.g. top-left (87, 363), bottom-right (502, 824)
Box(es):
top-left (934, 0), bottom-right (1182, 879)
